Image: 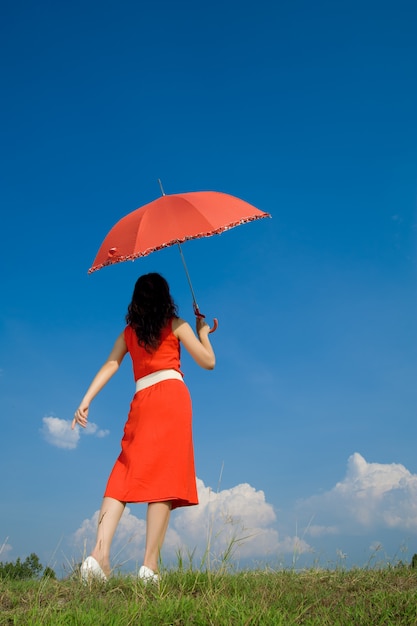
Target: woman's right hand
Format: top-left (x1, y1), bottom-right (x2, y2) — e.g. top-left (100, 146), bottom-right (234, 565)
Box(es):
top-left (196, 316), bottom-right (210, 337)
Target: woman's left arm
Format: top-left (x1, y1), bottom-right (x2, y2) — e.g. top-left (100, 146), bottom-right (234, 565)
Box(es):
top-left (72, 332), bottom-right (128, 429)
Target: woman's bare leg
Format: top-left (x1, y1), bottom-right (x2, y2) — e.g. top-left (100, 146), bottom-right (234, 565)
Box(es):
top-left (90, 497), bottom-right (126, 577)
top-left (143, 501), bottom-right (172, 572)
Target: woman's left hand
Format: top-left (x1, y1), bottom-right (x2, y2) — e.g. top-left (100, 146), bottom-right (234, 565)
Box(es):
top-left (72, 405), bottom-right (89, 430)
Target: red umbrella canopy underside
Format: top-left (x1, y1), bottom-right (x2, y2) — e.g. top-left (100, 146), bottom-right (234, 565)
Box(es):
top-left (89, 191), bottom-right (270, 273)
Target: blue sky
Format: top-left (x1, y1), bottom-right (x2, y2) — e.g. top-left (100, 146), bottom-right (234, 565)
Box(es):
top-left (1, 0), bottom-right (416, 575)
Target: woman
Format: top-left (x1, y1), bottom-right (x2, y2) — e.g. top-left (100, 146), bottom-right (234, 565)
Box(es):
top-left (72, 273), bottom-right (215, 582)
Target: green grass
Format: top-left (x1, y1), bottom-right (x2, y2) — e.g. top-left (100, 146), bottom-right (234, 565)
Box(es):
top-left (1, 567), bottom-right (417, 625)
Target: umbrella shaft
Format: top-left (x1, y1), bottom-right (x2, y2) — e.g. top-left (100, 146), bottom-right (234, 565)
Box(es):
top-left (177, 243), bottom-right (198, 311)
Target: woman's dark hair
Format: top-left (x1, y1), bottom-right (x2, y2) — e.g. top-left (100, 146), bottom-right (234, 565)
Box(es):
top-left (126, 273), bottom-right (178, 351)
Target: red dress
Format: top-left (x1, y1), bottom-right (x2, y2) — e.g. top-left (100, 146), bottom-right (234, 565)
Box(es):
top-left (104, 320), bottom-right (198, 509)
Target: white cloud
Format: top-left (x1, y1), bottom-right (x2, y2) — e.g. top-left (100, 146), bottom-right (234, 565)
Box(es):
top-left (298, 452), bottom-right (417, 536)
top-left (70, 478), bottom-right (310, 570)
top-left (68, 454), bottom-right (417, 571)
top-left (172, 479), bottom-right (281, 561)
top-left (41, 417), bottom-right (80, 450)
top-left (84, 422), bottom-right (110, 439)
top-left (307, 525), bottom-right (339, 538)
top-left (41, 416), bottom-right (109, 450)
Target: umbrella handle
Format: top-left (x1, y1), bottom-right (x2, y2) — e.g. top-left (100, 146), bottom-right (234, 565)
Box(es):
top-left (194, 305), bottom-right (218, 334)
top-left (209, 318), bottom-right (219, 334)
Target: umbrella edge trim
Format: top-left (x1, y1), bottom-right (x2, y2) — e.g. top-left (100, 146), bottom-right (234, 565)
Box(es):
top-left (87, 213), bottom-right (271, 273)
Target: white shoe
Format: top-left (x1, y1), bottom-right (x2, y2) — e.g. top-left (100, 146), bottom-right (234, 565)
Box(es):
top-left (138, 565), bottom-right (159, 584)
top-left (80, 556), bottom-right (108, 583)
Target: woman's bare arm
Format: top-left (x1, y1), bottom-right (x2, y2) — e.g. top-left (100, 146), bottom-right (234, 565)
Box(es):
top-left (172, 317), bottom-right (215, 370)
top-left (72, 332), bottom-right (128, 429)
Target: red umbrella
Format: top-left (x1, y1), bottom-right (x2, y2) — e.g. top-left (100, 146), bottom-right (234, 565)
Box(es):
top-left (89, 184), bottom-right (271, 330)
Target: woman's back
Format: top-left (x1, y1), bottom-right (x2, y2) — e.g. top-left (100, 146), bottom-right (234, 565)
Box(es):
top-left (124, 321), bottom-right (182, 380)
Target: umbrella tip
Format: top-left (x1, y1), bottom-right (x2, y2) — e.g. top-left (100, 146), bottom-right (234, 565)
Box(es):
top-left (158, 178), bottom-right (166, 196)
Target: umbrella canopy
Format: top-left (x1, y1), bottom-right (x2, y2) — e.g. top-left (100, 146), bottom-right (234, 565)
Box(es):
top-left (89, 191), bottom-right (270, 273)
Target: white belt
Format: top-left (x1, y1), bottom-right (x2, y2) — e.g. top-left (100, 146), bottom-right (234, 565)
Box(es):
top-left (135, 369), bottom-right (183, 393)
